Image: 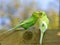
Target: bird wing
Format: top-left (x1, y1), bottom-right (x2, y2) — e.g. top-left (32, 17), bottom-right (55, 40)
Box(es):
top-left (18, 16), bottom-right (38, 29)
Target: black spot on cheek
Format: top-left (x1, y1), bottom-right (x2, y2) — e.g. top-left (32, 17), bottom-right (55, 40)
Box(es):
top-left (42, 24), bottom-right (44, 26)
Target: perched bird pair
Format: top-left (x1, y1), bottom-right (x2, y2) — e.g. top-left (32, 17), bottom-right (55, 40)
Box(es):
top-left (2, 11), bottom-right (49, 45)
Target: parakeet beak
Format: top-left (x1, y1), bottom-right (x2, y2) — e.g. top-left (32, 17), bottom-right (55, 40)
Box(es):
top-left (38, 15), bottom-right (41, 18)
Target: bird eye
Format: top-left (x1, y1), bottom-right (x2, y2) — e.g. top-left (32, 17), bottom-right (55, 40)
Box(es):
top-left (39, 13), bottom-right (42, 15)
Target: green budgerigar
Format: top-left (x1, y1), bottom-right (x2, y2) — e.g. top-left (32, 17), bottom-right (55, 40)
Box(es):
top-left (0, 11), bottom-right (49, 45)
top-left (39, 11), bottom-right (49, 45)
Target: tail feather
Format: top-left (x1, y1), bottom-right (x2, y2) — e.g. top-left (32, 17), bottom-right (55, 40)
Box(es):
top-left (40, 32), bottom-right (44, 45)
top-left (0, 28), bottom-right (16, 40)
top-left (0, 25), bottom-right (21, 40)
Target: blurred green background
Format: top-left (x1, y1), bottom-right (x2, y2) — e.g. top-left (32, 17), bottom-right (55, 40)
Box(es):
top-left (0, 0), bottom-right (59, 30)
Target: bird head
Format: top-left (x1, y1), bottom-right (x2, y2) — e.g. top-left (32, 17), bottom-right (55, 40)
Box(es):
top-left (32, 11), bottom-right (46, 18)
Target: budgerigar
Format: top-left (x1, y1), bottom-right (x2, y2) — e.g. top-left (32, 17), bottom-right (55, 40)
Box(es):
top-left (39, 11), bottom-right (49, 45)
top-left (0, 11), bottom-right (49, 45)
